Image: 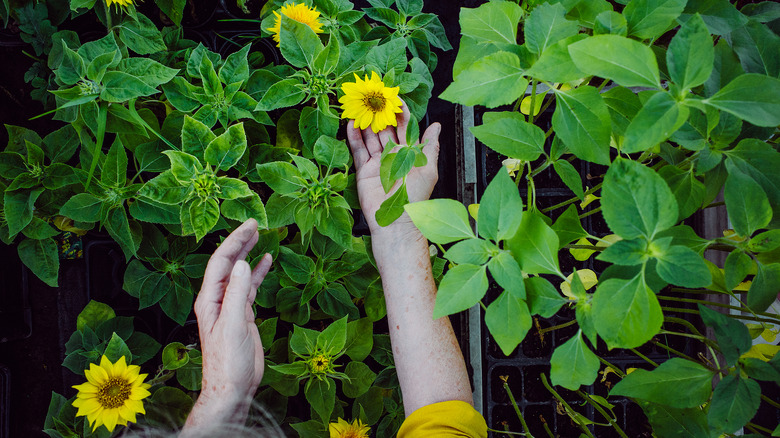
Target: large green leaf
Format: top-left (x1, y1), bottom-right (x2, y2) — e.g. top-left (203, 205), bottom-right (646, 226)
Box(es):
top-left (592, 275), bottom-right (663, 349)
top-left (569, 35), bottom-right (661, 88)
top-left (101, 71), bottom-right (159, 102)
top-left (697, 304), bottom-right (751, 366)
top-left (658, 166), bottom-right (706, 221)
top-left (667, 14), bottom-right (713, 90)
top-left (186, 198), bottom-right (220, 241)
top-left (221, 195), bottom-right (267, 228)
top-left (623, 91), bottom-right (689, 154)
top-left (431, 264), bottom-right (488, 318)
top-left (551, 86), bottom-right (611, 165)
top-left (724, 167), bottom-right (771, 237)
top-left (116, 13), bottom-right (165, 55)
top-left (404, 199), bottom-right (474, 244)
top-left (639, 402), bottom-right (710, 438)
top-left (305, 378), bottom-right (336, 423)
top-left (205, 123), bottom-right (247, 171)
top-left (485, 291), bottom-right (531, 356)
top-left (525, 276), bottom-right (567, 318)
top-left (280, 15), bottom-right (323, 69)
top-left (487, 252), bottom-right (526, 300)
top-left (477, 164), bottom-right (524, 242)
top-left (256, 162), bottom-right (305, 195)
top-left (623, 0), bottom-right (687, 39)
top-left (610, 358), bottom-right (714, 408)
top-left (525, 35), bottom-right (587, 83)
top-left (118, 58), bottom-right (178, 89)
top-left (507, 210), bottom-right (561, 276)
top-left (707, 374), bottom-right (761, 434)
top-left (18, 237), bottom-right (59, 287)
top-left (679, 0), bottom-right (747, 35)
top-left (727, 19), bottom-right (780, 77)
top-left (704, 73), bottom-right (780, 127)
top-left (470, 112), bottom-right (545, 162)
top-left (654, 245), bottom-right (712, 288)
top-left (59, 192), bottom-right (101, 222)
top-left (550, 330), bottom-right (600, 390)
top-left (523, 2), bottom-right (579, 54)
top-left (748, 262), bottom-right (780, 312)
top-left (342, 362), bottom-right (376, 398)
top-left (439, 51), bottom-right (528, 109)
top-left (181, 115), bottom-right (216, 159)
top-left (601, 158), bottom-right (678, 239)
top-left (102, 138), bottom-right (128, 188)
top-left (725, 139), bottom-right (780, 210)
top-left (459, 1), bottom-right (524, 45)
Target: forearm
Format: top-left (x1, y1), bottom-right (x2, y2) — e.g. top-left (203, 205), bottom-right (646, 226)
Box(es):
top-left (180, 389), bottom-right (250, 437)
top-left (371, 219), bottom-right (473, 417)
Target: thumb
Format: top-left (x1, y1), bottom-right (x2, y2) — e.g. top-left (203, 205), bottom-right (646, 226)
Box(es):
top-left (222, 260), bottom-right (252, 323)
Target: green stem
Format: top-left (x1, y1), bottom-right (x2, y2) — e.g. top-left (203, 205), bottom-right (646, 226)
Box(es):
top-left (657, 329), bottom-right (719, 349)
top-left (579, 207), bottom-right (601, 219)
top-left (564, 244), bottom-right (607, 251)
top-left (629, 348), bottom-right (659, 367)
top-left (658, 296), bottom-right (780, 324)
top-left (530, 80), bottom-right (538, 124)
top-left (664, 316), bottom-right (705, 337)
top-left (539, 319), bottom-right (577, 335)
top-left (127, 98), bottom-right (179, 151)
top-left (85, 101), bottom-right (109, 191)
top-left (577, 391), bottom-right (629, 438)
top-left (487, 428), bottom-right (527, 436)
top-left (502, 378), bottom-right (532, 437)
top-left (540, 374), bottom-right (596, 438)
top-left (598, 356), bottom-right (626, 378)
top-left (704, 201), bottom-right (725, 208)
top-left (541, 183), bottom-right (603, 213)
top-left (650, 339), bottom-right (696, 363)
top-left (761, 394), bottom-right (780, 410)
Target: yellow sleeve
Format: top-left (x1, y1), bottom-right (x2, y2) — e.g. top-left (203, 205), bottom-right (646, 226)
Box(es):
top-left (397, 400), bottom-right (488, 438)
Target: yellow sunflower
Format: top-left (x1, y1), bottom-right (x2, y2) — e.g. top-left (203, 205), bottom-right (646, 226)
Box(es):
top-left (104, 0), bottom-right (135, 11)
top-left (267, 3), bottom-right (324, 46)
top-left (72, 355), bottom-right (151, 432)
top-left (329, 418), bottom-right (371, 438)
top-left (339, 71), bottom-right (403, 134)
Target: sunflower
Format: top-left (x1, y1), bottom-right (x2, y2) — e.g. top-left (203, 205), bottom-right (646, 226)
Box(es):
top-left (339, 71), bottom-right (403, 134)
top-left (104, 0), bottom-right (135, 11)
top-left (329, 418), bottom-right (371, 438)
top-left (72, 355), bottom-right (151, 432)
top-left (267, 3), bottom-right (324, 46)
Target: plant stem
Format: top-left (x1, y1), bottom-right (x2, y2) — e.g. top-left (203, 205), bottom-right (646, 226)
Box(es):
top-left (540, 374), bottom-right (596, 438)
top-left (577, 390), bottom-right (629, 438)
top-left (85, 101), bottom-right (109, 191)
top-left (629, 349), bottom-right (659, 367)
top-left (598, 357), bottom-right (625, 378)
top-left (530, 80), bottom-right (538, 124)
top-left (487, 427), bottom-right (527, 436)
top-left (704, 201), bottom-right (725, 208)
top-left (502, 378), bottom-right (532, 437)
top-left (541, 420), bottom-right (555, 438)
top-left (579, 207), bottom-right (601, 219)
top-left (657, 329), bottom-right (719, 349)
top-left (651, 339), bottom-right (696, 362)
top-left (663, 316), bottom-right (705, 337)
top-left (564, 244), bottom-right (607, 251)
top-left (761, 394), bottom-right (780, 410)
top-left (539, 319), bottom-right (577, 335)
top-left (745, 422), bottom-right (773, 435)
top-left (541, 183), bottom-right (602, 213)
top-left (658, 296), bottom-right (780, 324)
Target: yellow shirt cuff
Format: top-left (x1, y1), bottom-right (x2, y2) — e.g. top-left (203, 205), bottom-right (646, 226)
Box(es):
top-left (397, 400), bottom-right (488, 438)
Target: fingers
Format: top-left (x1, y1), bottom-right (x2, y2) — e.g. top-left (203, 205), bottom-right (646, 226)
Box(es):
top-left (250, 253), bottom-right (274, 296)
top-left (200, 219), bottom-right (259, 305)
top-left (395, 100), bottom-right (411, 146)
top-left (361, 126), bottom-right (383, 158)
top-left (421, 122), bottom-right (441, 165)
top-left (346, 120), bottom-right (370, 170)
top-left (222, 260), bottom-right (252, 325)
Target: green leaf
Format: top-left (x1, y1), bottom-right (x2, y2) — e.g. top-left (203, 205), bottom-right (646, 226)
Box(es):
top-left (658, 166), bottom-right (706, 221)
top-left (312, 33), bottom-right (340, 73)
top-left (698, 304), bottom-right (752, 366)
top-left (404, 199), bottom-right (474, 244)
top-left (181, 115), bottom-right (216, 159)
top-left (102, 138), bottom-right (127, 187)
top-left (439, 51), bottom-right (528, 109)
top-left (667, 14), bottom-right (713, 90)
top-left (444, 238), bottom-right (493, 265)
top-left (5, 188), bottom-right (43, 237)
top-left (602, 158), bottom-right (678, 239)
top-left (654, 245), bottom-right (712, 288)
top-left (740, 357), bottom-right (780, 383)
top-left (305, 378), bottom-right (336, 423)
top-left (317, 316), bottom-right (348, 354)
top-left (116, 13), bottom-right (165, 55)
top-left (724, 250), bottom-right (753, 291)
top-left (118, 58), bottom-right (178, 89)
top-left (156, 0), bottom-right (185, 26)
top-left (278, 246), bottom-right (316, 285)
top-left (728, 19), bottom-right (780, 77)
top-left (524, 3), bottom-right (580, 54)
top-left (365, 38), bottom-right (407, 75)
top-left (624, 0), bottom-right (687, 39)
top-left (256, 162), bottom-right (304, 194)
top-left (553, 160), bottom-right (585, 201)
top-left (525, 276), bottom-right (567, 318)
top-left (313, 135), bottom-right (350, 171)
top-left (506, 210), bottom-right (562, 276)
top-left (59, 193), bottom-right (102, 222)
top-left (431, 264), bottom-right (488, 319)
top-left (300, 107), bottom-right (338, 151)
top-left (205, 123), bottom-right (246, 171)
top-left (76, 300), bottom-right (115, 332)
top-left (280, 14), bottom-right (323, 69)
top-left (344, 318), bottom-right (373, 361)
top-left (748, 230), bottom-right (780, 253)
top-left (254, 78), bottom-right (306, 111)
top-left (471, 111), bottom-right (545, 162)
top-left (639, 402), bottom-right (710, 438)
top-left (550, 331), bottom-right (600, 390)
top-left (597, 238), bottom-right (649, 266)
top-left (704, 74), bottom-right (780, 127)
top-left (56, 41), bottom-right (84, 85)
top-left (724, 168), bottom-right (771, 237)
top-left (707, 374), bottom-right (761, 434)
top-left (610, 358), bottom-right (715, 408)
top-left (594, 11), bottom-right (628, 36)
top-left (569, 35), bottom-right (661, 88)
top-left (624, 91), bottom-right (689, 154)
top-left (103, 332), bottom-right (132, 363)
top-left (592, 275), bottom-right (663, 349)
top-left (18, 236), bottom-right (58, 287)
top-left (748, 262), bottom-right (780, 312)
top-left (459, 1), bottom-right (524, 45)
top-left (679, 0), bottom-right (747, 35)
top-left (101, 71), bottom-right (159, 102)
top-left (477, 168), bottom-right (524, 242)
top-left (139, 171), bottom-right (189, 205)
top-left (162, 342), bottom-right (189, 370)
top-left (342, 361), bottom-right (376, 398)
top-left (551, 204), bottom-right (588, 247)
top-left (186, 198), bottom-right (220, 241)
top-left (725, 139), bottom-right (780, 211)
top-left (526, 34), bottom-right (588, 83)
top-left (220, 195), bottom-right (267, 228)
top-left (551, 86), bottom-right (612, 165)
top-left (487, 251), bottom-right (526, 300)
top-left (485, 291), bottom-right (531, 356)
top-left (219, 44), bottom-right (250, 85)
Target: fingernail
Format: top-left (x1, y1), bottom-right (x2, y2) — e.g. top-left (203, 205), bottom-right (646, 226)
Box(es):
top-left (233, 261), bottom-right (248, 276)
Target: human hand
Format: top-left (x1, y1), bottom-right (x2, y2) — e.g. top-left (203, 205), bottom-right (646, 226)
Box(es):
top-left (193, 218), bottom-right (272, 409)
top-left (346, 100), bottom-right (441, 236)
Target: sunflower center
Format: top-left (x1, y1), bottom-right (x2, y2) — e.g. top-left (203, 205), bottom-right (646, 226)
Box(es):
top-left (308, 354), bottom-right (330, 373)
top-left (363, 92), bottom-right (386, 112)
top-left (97, 377), bottom-right (132, 409)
